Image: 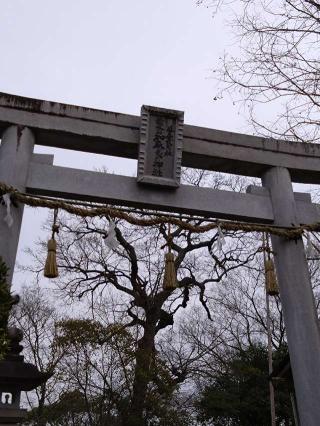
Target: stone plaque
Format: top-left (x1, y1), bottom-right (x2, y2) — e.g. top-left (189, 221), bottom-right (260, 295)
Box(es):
top-left (137, 105), bottom-right (184, 188)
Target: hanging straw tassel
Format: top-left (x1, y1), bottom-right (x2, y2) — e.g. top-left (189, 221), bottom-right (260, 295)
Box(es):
top-left (44, 209), bottom-right (59, 279)
top-left (44, 239), bottom-right (58, 278)
top-left (265, 258), bottom-right (279, 296)
top-left (163, 224), bottom-right (177, 290)
top-left (263, 233), bottom-right (279, 297)
top-left (163, 252), bottom-right (177, 290)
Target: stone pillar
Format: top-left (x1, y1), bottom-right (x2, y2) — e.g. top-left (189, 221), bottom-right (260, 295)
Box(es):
top-left (0, 126), bottom-right (34, 286)
top-left (262, 167), bottom-right (320, 426)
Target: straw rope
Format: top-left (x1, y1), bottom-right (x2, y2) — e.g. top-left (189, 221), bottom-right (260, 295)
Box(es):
top-left (0, 181), bottom-right (317, 239)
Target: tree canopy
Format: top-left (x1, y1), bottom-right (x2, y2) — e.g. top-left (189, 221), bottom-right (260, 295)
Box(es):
top-left (199, 0), bottom-right (320, 143)
top-left (197, 344), bottom-right (293, 425)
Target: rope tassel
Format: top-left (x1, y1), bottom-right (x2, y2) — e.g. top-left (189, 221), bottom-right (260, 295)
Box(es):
top-left (44, 239), bottom-right (58, 278)
top-left (163, 252), bottom-right (177, 290)
top-left (44, 209), bottom-right (59, 279)
top-left (163, 224), bottom-right (177, 290)
top-left (265, 258), bottom-right (279, 296)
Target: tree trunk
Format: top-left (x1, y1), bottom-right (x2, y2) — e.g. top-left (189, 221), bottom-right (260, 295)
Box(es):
top-left (123, 319), bottom-right (156, 426)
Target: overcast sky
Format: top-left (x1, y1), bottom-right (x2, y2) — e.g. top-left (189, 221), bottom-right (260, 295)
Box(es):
top-left (0, 0), bottom-right (255, 290)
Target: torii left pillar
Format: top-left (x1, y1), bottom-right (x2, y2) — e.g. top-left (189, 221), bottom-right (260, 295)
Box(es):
top-left (0, 126), bottom-right (34, 286)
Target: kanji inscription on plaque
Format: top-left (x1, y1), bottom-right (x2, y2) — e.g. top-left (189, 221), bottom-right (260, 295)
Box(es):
top-left (137, 105), bottom-right (184, 188)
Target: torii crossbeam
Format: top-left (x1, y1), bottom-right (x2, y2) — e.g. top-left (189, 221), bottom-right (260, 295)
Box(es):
top-left (0, 93), bottom-right (319, 425)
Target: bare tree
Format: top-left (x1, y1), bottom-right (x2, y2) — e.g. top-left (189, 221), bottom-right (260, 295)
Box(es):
top-left (198, 0), bottom-right (320, 142)
top-left (14, 284), bottom-right (198, 425)
top-left (53, 317), bottom-right (136, 425)
top-left (22, 208), bottom-right (320, 424)
top-left (12, 285), bottom-right (64, 426)
top-left (24, 171), bottom-right (262, 425)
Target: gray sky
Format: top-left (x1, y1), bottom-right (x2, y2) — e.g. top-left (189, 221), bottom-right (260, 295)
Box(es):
top-left (0, 0), bottom-right (251, 289)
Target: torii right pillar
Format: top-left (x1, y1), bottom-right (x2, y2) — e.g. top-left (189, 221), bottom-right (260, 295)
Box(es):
top-left (262, 167), bottom-right (320, 425)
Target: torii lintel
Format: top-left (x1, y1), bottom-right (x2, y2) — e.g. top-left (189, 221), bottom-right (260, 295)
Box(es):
top-left (0, 92), bottom-right (320, 184)
top-left (1, 93), bottom-right (320, 425)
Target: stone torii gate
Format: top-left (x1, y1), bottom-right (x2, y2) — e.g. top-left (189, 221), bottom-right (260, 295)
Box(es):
top-left (1, 93), bottom-right (320, 425)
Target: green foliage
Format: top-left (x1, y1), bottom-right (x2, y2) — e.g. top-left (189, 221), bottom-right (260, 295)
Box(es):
top-left (26, 389), bottom-right (95, 426)
top-left (144, 392), bottom-right (191, 426)
top-left (55, 318), bottom-right (133, 349)
top-left (197, 344), bottom-right (293, 426)
top-left (0, 257), bottom-right (12, 359)
top-left (144, 358), bottom-right (190, 426)
top-left (26, 389), bottom-right (129, 426)
top-left (31, 316), bottom-right (189, 425)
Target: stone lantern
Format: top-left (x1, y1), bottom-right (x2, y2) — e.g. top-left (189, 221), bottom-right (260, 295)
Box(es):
top-left (0, 327), bottom-right (51, 425)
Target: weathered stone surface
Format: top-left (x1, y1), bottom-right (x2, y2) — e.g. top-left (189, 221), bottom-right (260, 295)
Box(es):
top-left (262, 167), bottom-right (320, 426)
top-left (1, 92), bottom-right (320, 183)
top-left (0, 126), bottom-right (34, 285)
top-left (137, 105), bottom-right (183, 187)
